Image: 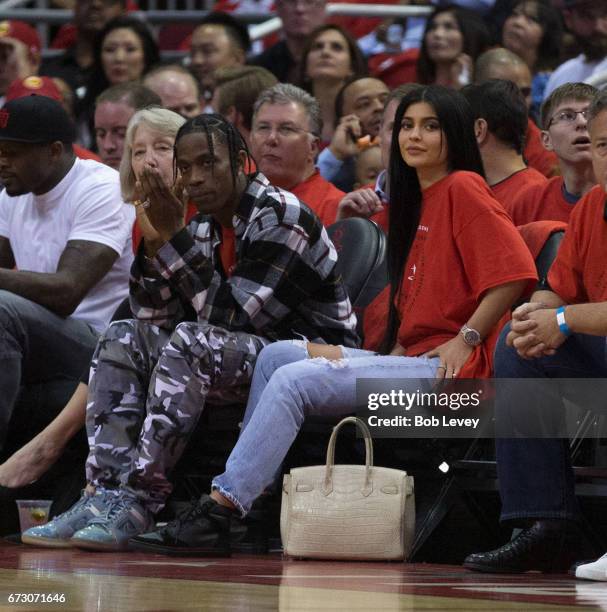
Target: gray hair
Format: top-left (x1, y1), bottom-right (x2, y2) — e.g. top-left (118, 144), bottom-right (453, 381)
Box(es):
top-left (119, 107), bottom-right (186, 202)
top-left (252, 83), bottom-right (322, 137)
top-left (587, 90), bottom-right (607, 131)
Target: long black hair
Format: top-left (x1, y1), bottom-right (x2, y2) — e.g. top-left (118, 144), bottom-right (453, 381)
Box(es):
top-left (379, 85), bottom-right (485, 354)
top-left (503, 0), bottom-right (563, 72)
top-left (417, 5), bottom-right (490, 85)
top-left (297, 24), bottom-right (368, 92)
top-left (174, 113), bottom-right (254, 186)
top-left (84, 16), bottom-right (160, 111)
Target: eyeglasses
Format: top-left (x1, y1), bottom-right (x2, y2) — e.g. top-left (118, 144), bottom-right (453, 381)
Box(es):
top-left (252, 123), bottom-right (316, 139)
top-left (548, 109), bottom-right (589, 127)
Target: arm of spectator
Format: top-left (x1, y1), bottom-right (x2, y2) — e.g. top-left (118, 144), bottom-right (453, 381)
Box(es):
top-left (0, 240), bottom-right (118, 317)
top-left (426, 280), bottom-right (529, 378)
top-left (317, 147), bottom-right (345, 184)
top-left (513, 301), bottom-right (607, 360)
top-left (0, 236), bottom-right (15, 269)
top-left (137, 167), bottom-right (188, 258)
top-left (563, 302), bottom-right (607, 336)
top-left (129, 169), bottom-right (192, 328)
top-left (336, 189), bottom-right (384, 221)
top-left (142, 207), bottom-right (337, 334)
top-left (390, 343), bottom-right (406, 356)
top-left (506, 290), bottom-right (566, 357)
top-left (0, 382), bottom-right (87, 488)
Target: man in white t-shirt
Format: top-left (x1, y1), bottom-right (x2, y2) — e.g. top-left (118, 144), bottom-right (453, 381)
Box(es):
top-left (543, 0), bottom-right (607, 99)
top-left (0, 95), bottom-right (134, 451)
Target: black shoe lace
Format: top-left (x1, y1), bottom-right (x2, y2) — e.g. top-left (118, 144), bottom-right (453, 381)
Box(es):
top-left (168, 498), bottom-right (214, 532)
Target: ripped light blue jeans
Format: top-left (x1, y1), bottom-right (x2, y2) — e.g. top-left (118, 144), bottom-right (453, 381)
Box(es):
top-left (212, 340), bottom-right (439, 516)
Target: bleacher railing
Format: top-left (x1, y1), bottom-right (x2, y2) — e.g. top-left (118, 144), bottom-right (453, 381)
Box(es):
top-left (1, 3), bottom-right (433, 59)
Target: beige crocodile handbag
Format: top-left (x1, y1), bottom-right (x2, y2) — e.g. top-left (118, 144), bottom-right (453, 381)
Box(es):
top-left (280, 416), bottom-right (415, 560)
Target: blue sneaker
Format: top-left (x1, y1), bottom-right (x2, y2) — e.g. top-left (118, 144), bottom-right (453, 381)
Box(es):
top-left (21, 489), bottom-right (111, 548)
top-left (70, 489), bottom-right (152, 551)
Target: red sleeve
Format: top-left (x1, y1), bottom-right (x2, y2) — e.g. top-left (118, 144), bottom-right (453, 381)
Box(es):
top-left (547, 199), bottom-right (589, 303)
top-left (451, 176), bottom-right (538, 300)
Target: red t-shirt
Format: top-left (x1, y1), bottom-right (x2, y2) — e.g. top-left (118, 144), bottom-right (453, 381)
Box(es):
top-left (524, 119), bottom-right (559, 178)
top-left (73, 144), bottom-right (101, 162)
top-left (291, 170), bottom-right (345, 227)
top-left (364, 172), bottom-right (536, 378)
top-left (219, 226), bottom-right (237, 278)
top-left (491, 166), bottom-right (547, 211)
top-left (506, 176), bottom-right (578, 226)
top-left (548, 185), bottom-right (607, 304)
top-left (369, 49), bottom-right (420, 89)
top-left (132, 201), bottom-right (199, 254)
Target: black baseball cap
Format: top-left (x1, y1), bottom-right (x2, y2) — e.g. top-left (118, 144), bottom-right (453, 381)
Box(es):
top-left (0, 95), bottom-right (75, 144)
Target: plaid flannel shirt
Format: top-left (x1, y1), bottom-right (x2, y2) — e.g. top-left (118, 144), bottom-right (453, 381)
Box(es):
top-left (130, 173), bottom-right (359, 347)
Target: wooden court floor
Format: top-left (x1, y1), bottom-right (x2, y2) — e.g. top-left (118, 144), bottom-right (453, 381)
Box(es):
top-left (0, 539), bottom-right (604, 611)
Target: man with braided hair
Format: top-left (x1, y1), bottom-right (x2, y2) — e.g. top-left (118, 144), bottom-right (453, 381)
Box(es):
top-left (22, 113), bottom-right (357, 551)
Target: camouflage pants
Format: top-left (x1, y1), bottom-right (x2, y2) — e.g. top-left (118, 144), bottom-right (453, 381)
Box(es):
top-left (84, 319), bottom-right (269, 512)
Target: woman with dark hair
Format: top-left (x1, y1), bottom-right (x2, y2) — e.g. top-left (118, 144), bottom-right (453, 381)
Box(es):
top-left (78, 16), bottom-right (160, 145)
top-left (126, 86), bottom-right (538, 558)
top-left (298, 24), bottom-right (368, 142)
top-left (417, 6), bottom-right (490, 88)
top-left (500, 0), bottom-right (563, 118)
top-left (86, 16), bottom-right (159, 102)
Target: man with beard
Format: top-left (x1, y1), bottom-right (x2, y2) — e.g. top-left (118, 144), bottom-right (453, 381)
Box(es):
top-left (543, 0), bottom-right (607, 99)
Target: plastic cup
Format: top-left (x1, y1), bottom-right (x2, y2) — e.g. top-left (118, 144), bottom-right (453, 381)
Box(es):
top-left (16, 500), bottom-right (53, 532)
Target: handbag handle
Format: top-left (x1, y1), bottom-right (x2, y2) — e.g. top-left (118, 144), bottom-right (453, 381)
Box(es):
top-left (323, 416), bottom-right (374, 497)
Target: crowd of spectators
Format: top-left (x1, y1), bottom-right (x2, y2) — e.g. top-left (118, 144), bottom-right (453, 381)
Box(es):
top-left (1, 0), bottom-right (607, 581)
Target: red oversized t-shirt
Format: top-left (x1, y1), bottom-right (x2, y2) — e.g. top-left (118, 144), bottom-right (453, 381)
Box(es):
top-left (491, 166), bottom-right (547, 211)
top-left (506, 176), bottom-right (578, 226)
top-left (291, 170), bottom-right (345, 227)
top-left (366, 172), bottom-right (536, 378)
top-left (548, 185), bottom-right (607, 304)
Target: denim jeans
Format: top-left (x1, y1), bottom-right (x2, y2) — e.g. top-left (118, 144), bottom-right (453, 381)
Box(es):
top-left (0, 290), bottom-right (99, 451)
top-left (212, 340), bottom-right (439, 515)
top-left (494, 324), bottom-right (607, 523)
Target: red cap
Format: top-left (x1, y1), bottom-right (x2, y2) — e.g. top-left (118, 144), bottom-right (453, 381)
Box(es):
top-left (5, 76), bottom-right (62, 103)
top-left (0, 20), bottom-right (41, 55)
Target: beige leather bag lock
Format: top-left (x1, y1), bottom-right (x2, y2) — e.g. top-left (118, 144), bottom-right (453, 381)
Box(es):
top-left (280, 416), bottom-right (415, 560)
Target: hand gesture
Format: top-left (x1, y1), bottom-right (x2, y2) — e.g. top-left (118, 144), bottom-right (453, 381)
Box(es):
top-left (510, 307), bottom-right (567, 359)
top-left (425, 335), bottom-right (474, 379)
top-left (336, 189), bottom-right (383, 220)
top-left (506, 301), bottom-right (550, 358)
top-left (329, 114), bottom-right (362, 161)
top-left (452, 53), bottom-right (472, 88)
top-left (138, 166), bottom-right (187, 244)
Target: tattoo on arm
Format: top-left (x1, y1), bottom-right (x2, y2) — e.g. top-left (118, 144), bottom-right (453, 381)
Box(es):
top-left (0, 240), bottom-right (118, 316)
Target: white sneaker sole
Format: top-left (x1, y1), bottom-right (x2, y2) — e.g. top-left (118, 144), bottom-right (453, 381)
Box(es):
top-left (576, 565), bottom-right (607, 581)
top-left (70, 536), bottom-right (128, 552)
top-left (21, 534), bottom-right (73, 548)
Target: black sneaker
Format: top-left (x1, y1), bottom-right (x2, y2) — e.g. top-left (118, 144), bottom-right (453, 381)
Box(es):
top-left (129, 495), bottom-right (235, 557)
top-left (463, 520), bottom-right (585, 574)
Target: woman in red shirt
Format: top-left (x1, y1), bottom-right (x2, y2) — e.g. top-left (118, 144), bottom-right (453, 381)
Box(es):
top-left (126, 85), bottom-right (539, 557)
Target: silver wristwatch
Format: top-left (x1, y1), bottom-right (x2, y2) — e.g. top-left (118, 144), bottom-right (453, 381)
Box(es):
top-left (460, 324), bottom-right (482, 347)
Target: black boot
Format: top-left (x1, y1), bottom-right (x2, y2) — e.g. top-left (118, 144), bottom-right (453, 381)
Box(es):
top-left (464, 520), bottom-right (585, 573)
top-left (129, 495), bottom-right (235, 557)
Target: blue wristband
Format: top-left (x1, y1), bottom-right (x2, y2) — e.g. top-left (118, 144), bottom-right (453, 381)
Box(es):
top-left (556, 306), bottom-right (571, 336)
